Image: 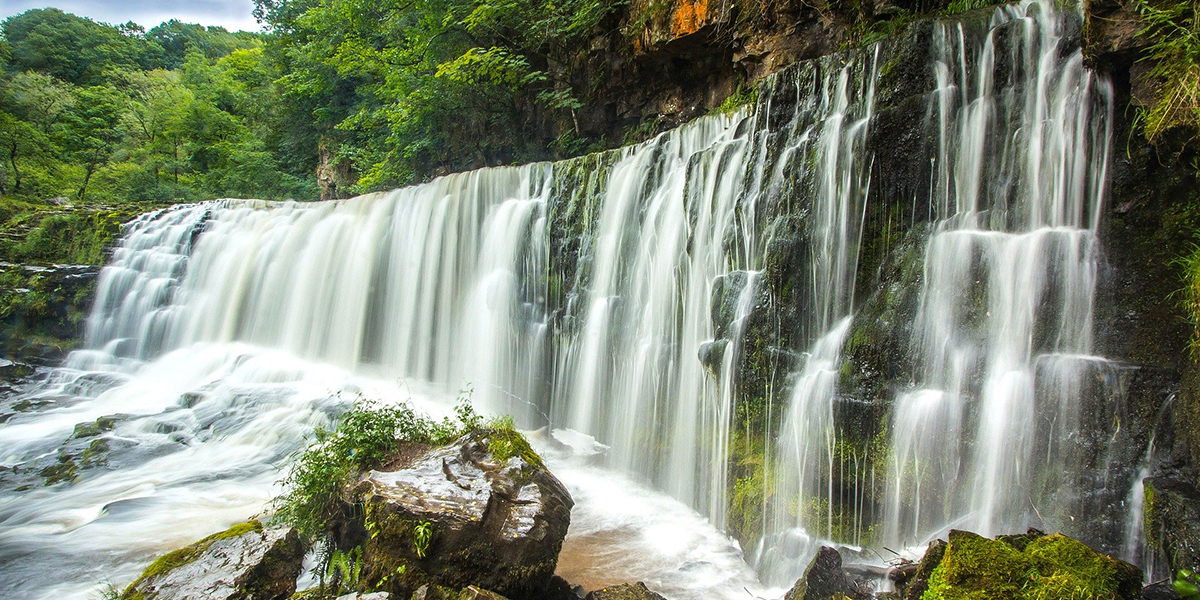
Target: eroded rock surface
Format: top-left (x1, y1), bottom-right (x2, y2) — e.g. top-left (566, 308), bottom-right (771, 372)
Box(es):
top-left (121, 520), bottom-right (303, 600)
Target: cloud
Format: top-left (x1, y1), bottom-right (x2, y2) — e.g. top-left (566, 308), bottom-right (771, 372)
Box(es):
top-left (1, 0), bottom-right (262, 32)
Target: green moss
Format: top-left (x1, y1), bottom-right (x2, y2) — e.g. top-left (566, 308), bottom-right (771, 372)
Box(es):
top-left (727, 429), bottom-right (767, 548)
top-left (483, 417), bottom-right (543, 470)
top-left (1024, 535), bottom-right (1141, 599)
top-left (1144, 481), bottom-right (1161, 548)
top-left (711, 86), bottom-right (760, 116)
top-left (921, 531), bottom-right (1141, 600)
top-left (72, 416), bottom-right (116, 439)
top-left (81, 438), bottom-right (110, 467)
top-left (121, 520), bottom-right (264, 599)
top-left (39, 451), bottom-right (79, 486)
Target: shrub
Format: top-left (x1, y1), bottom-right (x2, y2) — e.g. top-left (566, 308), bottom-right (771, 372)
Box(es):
top-left (272, 395), bottom-right (482, 542)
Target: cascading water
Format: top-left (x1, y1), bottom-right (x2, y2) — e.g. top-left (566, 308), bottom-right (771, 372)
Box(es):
top-left (756, 0), bottom-right (1115, 585)
top-left (0, 1), bottom-right (1134, 598)
top-left (881, 0), bottom-right (1112, 546)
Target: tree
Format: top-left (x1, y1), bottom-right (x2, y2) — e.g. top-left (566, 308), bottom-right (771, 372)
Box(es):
top-left (147, 20), bottom-right (260, 70)
top-left (5, 71), bottom-right (76, 133)
top-left (57, 85), bottom-right (124, 199)
top-left (2, 8), bottom-right (149, 85)
top-left (0, 110), bottom-right (51, 194)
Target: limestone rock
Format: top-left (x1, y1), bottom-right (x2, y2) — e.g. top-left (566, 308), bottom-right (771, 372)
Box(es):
top-left (354, 428), bottom-right (573, 600)
top-left (583, 582), bottom-right (666, 600)
top-left (121, 520), bottom-right (303, 600)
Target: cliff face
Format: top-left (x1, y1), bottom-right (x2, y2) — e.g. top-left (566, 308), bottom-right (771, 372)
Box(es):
top-left (541, 0), bottom-right (978, 151)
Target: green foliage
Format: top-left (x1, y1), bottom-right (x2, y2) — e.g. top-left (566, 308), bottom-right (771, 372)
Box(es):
top-left (1134, 0), bottom-right (1200, 147)
top-left (0, 8), bottom-right (316, 208)
top-left (94, 583), bottom-right (121, 600)
top-left (2, 9), bottom-right (150, 85)
top-left (1177, 569), bottom-right (1200, 598)
top-left (272, 395), bottom-right (481, 541)
top-left (1175, 242), bottom-right (1200, 357)
top-left (326, 546), bottom-right (363, 593)
top-left (412, 521), bottom-right (432, 558)
top-left (252, 0), bottom-right (616, 190)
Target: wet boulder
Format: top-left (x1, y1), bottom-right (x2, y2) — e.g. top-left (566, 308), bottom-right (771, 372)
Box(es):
top-left (583, 582), bottom-right (666, 600)
top-left (899, 538), bottom-right (946, 600)
top-left (353, 428), bottom-right (573, 600)
top-left (1144, 477), bottom-right (1200, 574)
top-left (784, 546), bottom-right (856, 600)
top-left (120, 520), bottom-right (303, 600)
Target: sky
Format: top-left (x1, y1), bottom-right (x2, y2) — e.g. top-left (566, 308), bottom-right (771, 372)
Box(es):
top-left (0, 0), bottom-right (263, 32)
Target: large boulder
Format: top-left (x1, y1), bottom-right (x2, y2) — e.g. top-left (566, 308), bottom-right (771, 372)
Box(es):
top-left (120, 520), bottom-right (303, 600)
top-left (352, 428), bottom-right (573, 600)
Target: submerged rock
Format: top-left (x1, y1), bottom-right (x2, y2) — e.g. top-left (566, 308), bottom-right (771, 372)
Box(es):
top-left (121, 520), bottom-right (303, 600)
top-left (352, 428), bottom-right (573, 600)
top-left (582, 582), bottom-right (666, 600)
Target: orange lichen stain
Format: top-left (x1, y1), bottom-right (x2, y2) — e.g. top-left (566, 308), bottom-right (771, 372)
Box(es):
top-left (670, 0), bottom-right (709, 37)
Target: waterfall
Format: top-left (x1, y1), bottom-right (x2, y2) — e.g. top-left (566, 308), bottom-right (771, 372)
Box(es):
top-left (0, 1), bottom-right (1127, 598)
top-left (882, 0), bottom-right (1111, 546)
top-left (755, 0), bottom-right (1113, 585)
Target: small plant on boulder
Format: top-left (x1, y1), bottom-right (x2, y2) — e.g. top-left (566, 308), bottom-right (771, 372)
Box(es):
top-left (272, 394), bottom-right (479, 542)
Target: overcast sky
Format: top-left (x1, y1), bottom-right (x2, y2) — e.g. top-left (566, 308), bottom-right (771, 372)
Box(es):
top-left (0, 0), bottom-right (263, 32)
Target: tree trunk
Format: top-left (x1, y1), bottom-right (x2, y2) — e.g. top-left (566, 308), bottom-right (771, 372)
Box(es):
top-left (9, 141), bottom-right (21, 193)
top-left (79, 162), bottom-right (96, 200)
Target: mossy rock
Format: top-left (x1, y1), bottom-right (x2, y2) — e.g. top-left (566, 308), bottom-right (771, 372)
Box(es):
top-left (121, 520), bottom-right (304, 600)
top-left (583, 582), bottom-right (666, 600)
top-left (1143, 477), bottom-right (1200, 574)
top-left (921, 530), bottom-right (1142, 600)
